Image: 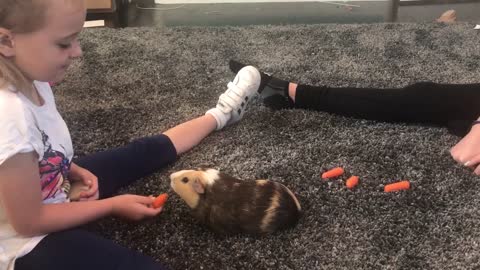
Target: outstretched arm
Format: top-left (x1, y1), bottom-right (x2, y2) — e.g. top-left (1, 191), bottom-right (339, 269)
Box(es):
top-left (0, 152), bottom-right (161, 237)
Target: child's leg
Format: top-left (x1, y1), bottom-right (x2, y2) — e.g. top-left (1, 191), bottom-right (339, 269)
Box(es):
top-left (294, 82), bottom-right (480, 125)
top-left (230, 60), bottom-right (480, 135)
top-left (75, 66), bottom-right (261, 198)
top-left (75, 134), bottom-right (177, 199)
top-left (163, 114), bottom-right (216, 155)
top-left (15, 229), bottom-right (168, 270)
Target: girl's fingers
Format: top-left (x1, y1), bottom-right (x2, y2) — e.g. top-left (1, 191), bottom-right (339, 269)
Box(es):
top-left (132, 195), bottom-right (156, 205)
top-left (79, 185), bottom-right (98, 197)
top-left (83, 179), bottom-right (92, 186)
top-left (464, 154), bottom-right (480, 169)
top-left (80, 187), bottom-right (97, 197)
top-left (474, 165), bottom-right (480, 175)
top-left (79, 177), bottom-right (98, 197)
top-left (80, 191), bottom-right (99, 201)
top-left (142, 205), bottom-right (163, 216)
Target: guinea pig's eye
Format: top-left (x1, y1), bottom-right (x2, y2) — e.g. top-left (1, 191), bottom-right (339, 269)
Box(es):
top-left (181, 177), bottom-right (189, 183)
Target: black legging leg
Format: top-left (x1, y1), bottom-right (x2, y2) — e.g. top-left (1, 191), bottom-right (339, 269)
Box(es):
top-left (295, 82), bottom-right (480, 136)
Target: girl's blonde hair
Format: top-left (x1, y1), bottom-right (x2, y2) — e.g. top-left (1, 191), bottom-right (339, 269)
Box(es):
top-left (0, 0), bottom-right (47, 91)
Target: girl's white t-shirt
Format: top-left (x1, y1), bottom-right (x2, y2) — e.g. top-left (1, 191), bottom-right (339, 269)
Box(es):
top-left (0, 81), bottom-right (73, 270)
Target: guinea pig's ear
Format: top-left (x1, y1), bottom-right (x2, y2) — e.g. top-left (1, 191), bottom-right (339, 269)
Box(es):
top-left (192, 178), bottom-right (205, 194)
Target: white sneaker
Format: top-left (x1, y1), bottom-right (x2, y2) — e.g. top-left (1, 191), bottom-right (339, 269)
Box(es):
top-left (206, 66), bottom-right (261, 130)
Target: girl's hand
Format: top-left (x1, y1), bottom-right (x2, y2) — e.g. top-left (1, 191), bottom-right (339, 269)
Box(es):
top-left (109, 195), bottom-right (162, 221)
top-left (68, 163), bottom-right (99, 201)
top-left (450, 124), bottom-right (480, 175)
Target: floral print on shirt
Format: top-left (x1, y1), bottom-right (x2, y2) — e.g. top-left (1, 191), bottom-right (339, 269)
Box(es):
top-left (37, 130), bottom-right (71, 200)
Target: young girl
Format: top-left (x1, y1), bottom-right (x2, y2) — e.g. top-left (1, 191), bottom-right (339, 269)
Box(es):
top-left (0, 1), bottom-right (261, 269)
top-left (229, 60), bottom-right (480, 175)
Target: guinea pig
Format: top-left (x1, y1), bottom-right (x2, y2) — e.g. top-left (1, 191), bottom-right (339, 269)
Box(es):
top-left (170, 168), bottom-right (302, 235)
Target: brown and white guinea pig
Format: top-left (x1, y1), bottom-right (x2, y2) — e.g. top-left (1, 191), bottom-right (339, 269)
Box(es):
top-left (170, 168), bottom-right (302, 235)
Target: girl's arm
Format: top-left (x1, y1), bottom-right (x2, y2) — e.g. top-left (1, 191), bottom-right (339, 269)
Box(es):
top-left (0, 152), bottom-right (161, 237)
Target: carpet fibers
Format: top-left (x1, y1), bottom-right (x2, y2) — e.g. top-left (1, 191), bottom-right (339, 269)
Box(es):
top-left (55, 23), bottom-right (480, 269)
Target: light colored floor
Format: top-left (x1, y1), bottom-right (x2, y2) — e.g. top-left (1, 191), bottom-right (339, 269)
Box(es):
top-left (154, 0), bottom-right (387, 3)
top-left (127, 0), bottom-right (480, 27)
top-left (133, 2), bottom-right (387, 26)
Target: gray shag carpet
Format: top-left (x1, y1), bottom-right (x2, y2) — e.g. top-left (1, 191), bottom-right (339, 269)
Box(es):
top-left (55, 23), bottom-right (480, 269)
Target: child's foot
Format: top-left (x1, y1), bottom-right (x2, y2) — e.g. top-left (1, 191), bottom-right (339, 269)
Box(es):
top-left (229, 59), bottom-right (294, 110)
top-left (436, 9), bottom-right (456, 23)
top-left (206, 66), bottom-right (260, 130)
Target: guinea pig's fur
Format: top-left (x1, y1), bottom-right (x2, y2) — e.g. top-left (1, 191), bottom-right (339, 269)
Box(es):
top-left (170, 168), bottom-right (302, 235)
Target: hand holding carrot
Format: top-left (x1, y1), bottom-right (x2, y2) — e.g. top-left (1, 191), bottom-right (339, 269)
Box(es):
top-left (109, 194), bottom-right (163, 221)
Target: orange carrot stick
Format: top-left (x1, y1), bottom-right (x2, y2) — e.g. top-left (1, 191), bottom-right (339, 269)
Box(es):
top-left (384, 181), bottom-right (410, 192)
top-left (322, 167), bottom-right (345, 179)
top-left (346, 176), bottom-right (359, 189)
top-left (152, 193), bottom-right (168, 209)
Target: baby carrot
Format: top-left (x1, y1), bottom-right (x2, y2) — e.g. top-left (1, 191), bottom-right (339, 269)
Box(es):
top-left (345, 176), bottom-right (359, 189)
top-left (384, 181), bottom-right (410, 192)
top-left (322, 167), bottom-right (345, 179)
top-left (152, 193), bottom-right (168, 209)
